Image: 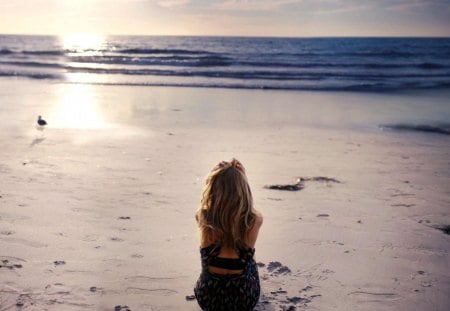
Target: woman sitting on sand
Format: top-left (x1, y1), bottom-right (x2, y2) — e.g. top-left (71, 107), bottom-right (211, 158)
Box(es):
top-left (194, 159), bottom-right (263, 311)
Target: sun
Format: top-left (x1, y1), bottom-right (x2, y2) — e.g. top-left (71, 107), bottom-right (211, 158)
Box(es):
top-left (60, 33), bottom-right (106, 51)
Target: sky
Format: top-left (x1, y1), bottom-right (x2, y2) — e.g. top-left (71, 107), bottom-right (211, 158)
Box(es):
top-left (1, 0), bottom-right (450, 37)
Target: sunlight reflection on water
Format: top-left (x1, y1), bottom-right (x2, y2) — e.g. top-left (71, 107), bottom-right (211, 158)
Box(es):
top-left (60, 33), bottom-right (106, 52)
top-left (49, 84), bottom-right (108, 129)
top-left (65, 72), bottom-right (106, 84)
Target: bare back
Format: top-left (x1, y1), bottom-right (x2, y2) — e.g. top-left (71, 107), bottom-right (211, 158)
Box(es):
top-left (205, 213), bottom-right (263, 275)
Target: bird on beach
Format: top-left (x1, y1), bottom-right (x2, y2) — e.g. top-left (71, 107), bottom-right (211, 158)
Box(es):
top-left (36, 115), bottom-right (47, 133)
top-left (37, 115), bottom-right (47, 126)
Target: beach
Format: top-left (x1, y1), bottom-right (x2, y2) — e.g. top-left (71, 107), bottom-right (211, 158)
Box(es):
top-left (0, 78), bottom-right (449, 310)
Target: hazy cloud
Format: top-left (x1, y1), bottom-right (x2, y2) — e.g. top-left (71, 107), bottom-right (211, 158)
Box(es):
top-left (209, 0), bottom-right (377, 16)
top-left (157, 0), bottom-right (191, 8)
top-left (384, 0), bottom-right (450, 12)
top-left (213, 0), bottom-right (304, 11)
top-left (0, 0), bottom-right (449, 36)
top-left (212, 0), bottom-right (450, 15)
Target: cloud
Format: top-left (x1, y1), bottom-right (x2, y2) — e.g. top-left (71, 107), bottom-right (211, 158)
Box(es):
top-left (384, 0), bottom-right (449, 12)
top-left (157, 0), bottom-right (191, 8)
top-left (212, 0), bottom-right (378, 14)
top-left (213, 0), bottom-right (304, 11)
top-left (310, 1), bottom-right (374, 15)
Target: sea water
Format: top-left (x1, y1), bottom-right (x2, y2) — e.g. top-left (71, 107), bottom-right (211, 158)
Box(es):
top-left (1, 35), bottom-right (449, 133)
top-left (1, 35), bottom-right (450, 91)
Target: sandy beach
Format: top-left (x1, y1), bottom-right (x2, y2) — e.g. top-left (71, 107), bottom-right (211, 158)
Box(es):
top-left (1, 79), bottom-right (449, 310)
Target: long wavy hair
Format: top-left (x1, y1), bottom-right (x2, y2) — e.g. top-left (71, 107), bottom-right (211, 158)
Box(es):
top-left (196, 159), bottom-right (257, 250)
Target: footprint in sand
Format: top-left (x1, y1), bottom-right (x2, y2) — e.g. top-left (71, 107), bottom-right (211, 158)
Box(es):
top-left (82, 234), bottom-right (99, 242)
top-left (391, 203), bottom-right (415, 207)
top-left (0, 259), bottom-right (23, 269)
top-left (348, 290), bottom-right (398, 302)
top-left (0, 256), bottom-right (26, 270)
top-left (110, 237), bottom-right (124, 242)
top-left (390, 192), bottom-right (414, 198)
top-left (44, 283), bottom-right (71, 295)
top-left (267, 261), bottom-right (291, 275)
top-left (256, 287), bottom-right (318, 311)
top-left (53, 260), bottom-right (66, 266)
top-left (317, 214), bottom-right (330, 218)
top-left (89, 286), bottom-right (105, 293)
top-left (16, 293), bottom-right (32, 308)
top-left (255, 261), bottom-right (321, 311)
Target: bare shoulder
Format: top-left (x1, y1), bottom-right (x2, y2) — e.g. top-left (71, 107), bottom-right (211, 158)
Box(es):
top-left (254, 212), bottom-right (263, 228)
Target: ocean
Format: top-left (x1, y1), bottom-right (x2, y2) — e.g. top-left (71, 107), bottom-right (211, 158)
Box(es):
top-left (1, 35), bottom-right (450, 92)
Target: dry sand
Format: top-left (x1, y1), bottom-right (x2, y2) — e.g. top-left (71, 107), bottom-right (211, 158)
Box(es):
top-left (1, 80), bottom-right (449, 310)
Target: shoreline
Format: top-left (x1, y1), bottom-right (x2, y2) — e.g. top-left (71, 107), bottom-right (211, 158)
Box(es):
top-left (1, 78), bottom-right (450, 133)
top-left (1, 78), bottom-right (449, 310)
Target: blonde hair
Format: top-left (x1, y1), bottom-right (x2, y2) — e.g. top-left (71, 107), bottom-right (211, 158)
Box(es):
top-left (196, 159), bottom-right (257, 250)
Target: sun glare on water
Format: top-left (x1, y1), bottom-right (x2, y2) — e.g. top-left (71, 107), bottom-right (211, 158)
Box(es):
top-left (61, 33), bottom-right (108, 84)
top-left (61, 33), bottom-right (106, 51)
top-left (52, 33), bottom-right (108, 129)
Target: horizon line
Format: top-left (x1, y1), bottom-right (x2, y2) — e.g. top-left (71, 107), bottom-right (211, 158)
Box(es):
top-left (1, 33), bottom-right (449, 39)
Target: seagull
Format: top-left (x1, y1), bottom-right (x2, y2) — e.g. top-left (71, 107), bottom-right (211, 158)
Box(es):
top-left (37, 115), bottom-right (47, 126)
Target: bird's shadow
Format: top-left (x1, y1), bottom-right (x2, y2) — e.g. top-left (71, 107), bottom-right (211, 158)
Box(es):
top-left (30, 137), bottom-right (45, 147)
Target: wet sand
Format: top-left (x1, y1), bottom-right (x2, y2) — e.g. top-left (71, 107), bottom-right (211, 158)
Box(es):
top-left (0, 79), bottom-right (449, 310)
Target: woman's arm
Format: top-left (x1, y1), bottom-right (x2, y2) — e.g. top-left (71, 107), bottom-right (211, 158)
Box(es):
top-left (247, 212), bottom-right (263, 248)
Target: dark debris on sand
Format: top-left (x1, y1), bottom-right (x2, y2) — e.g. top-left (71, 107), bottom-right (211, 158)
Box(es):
top-left (265, 176), bottom-right (341, 192)
top-left (381, 123), bottom-right (450, 136)
top-left (302, 176), bottom-right (341, 183)
top-left (265, 181), bottom-right (305, 191)
top-left (433, 224), bottom-right (450, 235)
top-left (115, 305), bottom-right (131, 311)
